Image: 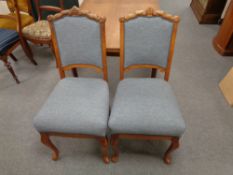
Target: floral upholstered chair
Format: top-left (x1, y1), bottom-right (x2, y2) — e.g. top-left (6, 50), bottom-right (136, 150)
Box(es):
top-left (22, 0), bottom-right (65, 46)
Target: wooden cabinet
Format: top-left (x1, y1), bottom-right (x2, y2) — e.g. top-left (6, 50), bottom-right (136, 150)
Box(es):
top-left (190, 0), bottom-right (227, 24)
top-left (213, 0), bottom-right (233, 56)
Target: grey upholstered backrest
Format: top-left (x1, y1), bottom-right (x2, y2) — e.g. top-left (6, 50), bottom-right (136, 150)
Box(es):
top-left (124, 17), bottom-right (173, 68)
top-left (53, 16), bottom-right (103, 68)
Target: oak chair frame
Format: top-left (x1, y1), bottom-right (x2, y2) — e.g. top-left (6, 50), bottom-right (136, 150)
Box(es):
top-left (48, 7), bottom-right (108, 81)
top-left (119, 8), bottom-right (180, 81)
top-left (111, 8), bottom-right (181, 164)
top-left (38, 7), bottom-right (109, 163)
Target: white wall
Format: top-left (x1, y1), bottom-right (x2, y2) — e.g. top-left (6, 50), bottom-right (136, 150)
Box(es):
top-left (0, 1), bottom-right (9, 14)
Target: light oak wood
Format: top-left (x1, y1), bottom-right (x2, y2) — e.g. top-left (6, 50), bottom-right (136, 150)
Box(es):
top-left (219, 67), bottom-right (233, 106)
top-left (80, 0), bottom-right (160, 55)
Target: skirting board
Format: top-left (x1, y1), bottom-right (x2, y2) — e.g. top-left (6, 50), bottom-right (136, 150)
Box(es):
top-left (219, 67), bottom-right (233, 106)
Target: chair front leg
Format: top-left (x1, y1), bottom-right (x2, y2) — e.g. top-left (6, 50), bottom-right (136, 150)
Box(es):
top-left (111, 134), bottom-right (120, 162)
top-left (163, 137), bottom-right (180, 164)
top-left (40, 133), bottom-right (59, 161)
top-left (99, 137), bottom-right (110, 164)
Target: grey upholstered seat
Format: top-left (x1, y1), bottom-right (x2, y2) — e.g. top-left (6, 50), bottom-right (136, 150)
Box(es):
top-left (34, 78), bottom-right (109, 136)
top-left (109, 78), bottom-right (185, 137)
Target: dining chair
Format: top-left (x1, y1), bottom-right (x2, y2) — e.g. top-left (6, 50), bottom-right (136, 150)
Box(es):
top-left (30, 0), bottom-right (79, 20)
top-left (108, 8), bottom-right (186, 164)
top-left (33, 7), bottom-right (110, 163)
top-left (0, 0), bottom-right (34, 30)
top-left (22, 0), bottom-right (64, 46)
top-left (0, 0), bottom-right (37, 65)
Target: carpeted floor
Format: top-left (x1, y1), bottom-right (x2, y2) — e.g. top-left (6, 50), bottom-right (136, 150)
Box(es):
top-left (1, 0), bottom-right (233, 174)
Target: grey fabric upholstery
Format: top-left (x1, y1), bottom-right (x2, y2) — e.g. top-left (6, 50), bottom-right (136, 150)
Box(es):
top-left (53, 16), bottom-right (103, 67)
top-left (124, 17), bottom-right (173, 68)
top-left (33, 78), bottom-right (109, 136)
top-left (109, 78), bottom-right (185, 137)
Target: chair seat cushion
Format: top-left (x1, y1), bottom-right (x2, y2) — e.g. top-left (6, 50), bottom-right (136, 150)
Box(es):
top-left (0, 29), bottom-right (19, 55)
top-left (109, 78), bottom-right (186, 137)
top-left (33, 78), bottom-right (109, 137)
top-left (0, 13), bottom-right (34, 30)
top-left (22, 20), bottom-right (51, 41)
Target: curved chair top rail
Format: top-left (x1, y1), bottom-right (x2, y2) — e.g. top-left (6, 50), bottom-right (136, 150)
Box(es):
top-left (47, 6), bottom-right (106, 23)
top-left (119, 7), bottom-right (180, 23)
top-left (48, 6), bottom-right (108, 81)
top-left (119, 7), bottom-right (180, 81)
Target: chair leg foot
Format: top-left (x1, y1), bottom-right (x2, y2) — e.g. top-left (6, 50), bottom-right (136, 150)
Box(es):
top-left (40, 133), bottom-right (59, 161)
top-left (111, 135), bottom-right (120, 163)
top-left (20, 38), bottom-right (37, 65)
top-left (99, 137), bottom-right (110, 164)
top-left (163, 137), bottom-right (179, 164)
top-left (3, 59), bottom-right (20, 84)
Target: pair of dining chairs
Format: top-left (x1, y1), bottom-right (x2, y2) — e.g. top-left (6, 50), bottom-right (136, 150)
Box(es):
top-left (33, 7), bottom-right (186, 164)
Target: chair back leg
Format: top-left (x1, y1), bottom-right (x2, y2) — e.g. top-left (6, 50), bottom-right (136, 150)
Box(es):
top-left (110, 135), bottom-right (120, 162)
top-left (1, 56), bottom-right (20, 84)
top-left (20, 38), bottom-right (37, 65)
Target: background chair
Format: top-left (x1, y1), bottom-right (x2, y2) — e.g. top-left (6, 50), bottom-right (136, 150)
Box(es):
top-left (22, 0), bottom-right (66, 46)
top-left (108, 8), bottom-right (186, 164)
top-left (33, 7), bottom-right (109, 163)
top-left (0, 28), bottom-right (20, 83)
top-left (30, 0), bottom-right (79, 20)
top-left (0, 0), bottom-right (37, 65)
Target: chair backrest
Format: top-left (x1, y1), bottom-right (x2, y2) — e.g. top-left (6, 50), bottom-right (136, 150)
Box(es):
top-left (48, 7), bottom-right (108, 81)
top-left (35, 0), bottom-right (65, 20)
top-left (120, 8), bottom-right (180, 81)
top-left (7, 0), bottom-right (32, 14)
